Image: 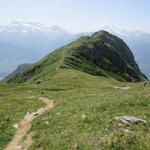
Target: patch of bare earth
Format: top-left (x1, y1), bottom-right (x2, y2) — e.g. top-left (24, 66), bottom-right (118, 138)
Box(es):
top-left (4, 97), bottom-right (54, 150)
top-left (113, 86), bottom-right (131, 90)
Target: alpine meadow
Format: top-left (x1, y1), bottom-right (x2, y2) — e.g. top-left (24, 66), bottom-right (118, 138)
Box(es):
top-left (0, 0), bottom-right (150, 150)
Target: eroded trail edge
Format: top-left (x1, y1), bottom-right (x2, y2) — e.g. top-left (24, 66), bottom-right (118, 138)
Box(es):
top-left (5, 97), bottom-right (54, 150)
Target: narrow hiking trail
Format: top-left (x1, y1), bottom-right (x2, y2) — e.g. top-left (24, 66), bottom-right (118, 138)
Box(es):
top-left (4, 97), bottom-right (54, 150)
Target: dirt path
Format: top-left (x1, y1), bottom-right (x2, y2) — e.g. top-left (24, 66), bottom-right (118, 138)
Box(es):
top-left (4, 97), bottom-right (54, 150)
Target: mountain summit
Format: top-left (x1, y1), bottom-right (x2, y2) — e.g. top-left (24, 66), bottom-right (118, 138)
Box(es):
top-left (7, 31), bottom-right (147, 83)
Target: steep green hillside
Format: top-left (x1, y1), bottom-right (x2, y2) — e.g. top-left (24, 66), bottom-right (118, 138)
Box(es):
top-left (63, 31), bottom-right (146, 82)
top-left (7, 48), bottom-right (64, 83)
top-left (7, 31), bottom-right (147, 83)
top-left (4, 63), bottom-right (29, 81)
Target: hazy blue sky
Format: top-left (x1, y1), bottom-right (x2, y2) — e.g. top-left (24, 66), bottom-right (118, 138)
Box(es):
top-left (0, 0), bottom-right (150, 33)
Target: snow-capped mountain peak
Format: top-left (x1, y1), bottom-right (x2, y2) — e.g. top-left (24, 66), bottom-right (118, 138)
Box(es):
top-left (0, 21), bottom-right (67, 34)
top-left (97, 25), bottom-right (149, 37)
top-left (97, 25), bottom-right (130, 36)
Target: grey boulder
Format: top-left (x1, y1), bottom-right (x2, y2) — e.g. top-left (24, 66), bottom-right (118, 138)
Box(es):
top-left (117, 116), bottom-right (146, 124)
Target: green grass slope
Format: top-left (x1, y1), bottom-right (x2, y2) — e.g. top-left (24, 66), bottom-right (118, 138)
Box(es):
top-left (0, 69), bottom-right (150, 149)
top-left (7, 31), bottom-right (147, 83)
top-left (30, 69), bottom-right (150, 150)
top-left (0, 83), bottom-right (44, 150)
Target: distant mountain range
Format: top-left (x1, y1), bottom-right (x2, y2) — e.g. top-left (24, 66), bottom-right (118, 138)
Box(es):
top-left (0, 21), bottom-right (79, 79)
top-left (0, 21), bottom-right (150, 79)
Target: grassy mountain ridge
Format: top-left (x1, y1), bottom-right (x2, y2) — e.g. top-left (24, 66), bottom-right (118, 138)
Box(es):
top-left (7, 48), bottom-right (64, 83)
top-left (0, 31), bottom-right (150, 149)
top-left (7, 30), bottom-right (147, 83)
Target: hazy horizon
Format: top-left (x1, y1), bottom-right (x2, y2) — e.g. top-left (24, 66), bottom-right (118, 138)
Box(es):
top-left (0, 20), bottom-right (150, 35)
top-left (1, 0), bottom-right (150, 33)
